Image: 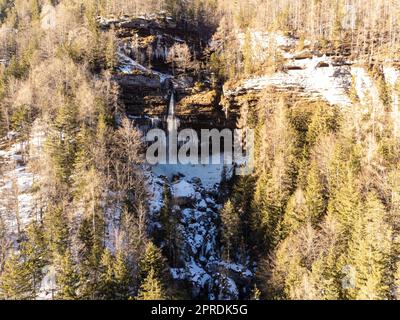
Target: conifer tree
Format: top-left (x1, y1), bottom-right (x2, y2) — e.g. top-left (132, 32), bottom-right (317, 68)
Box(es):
top-left (137, 269), bottom-right (166, 300)
top-left (304, 160), bottom-right (326, 225)
top-left (77, 217), bottom-right (104, 299)
top-left (327, 168), bottom-right (361, 239)
top-left (113, 250), bottom-right (132, 299)
top-left (99, 249), bottom-right (115, 299)
top-left (310, 247), bottom-right (341, 300)
top-left (280, 189), bottom-right (307, 239)
top-left (220, 200), bottom-right (240, 261)
top-left (346, 193), bottom-right (392, 300)
top-left (139, 242), bottom-right (168, 285)
top-left (394, 262), bottom-right (400, 300)
top-left (158, 184), bottom-right (183, 267)
top-left (30, 0), bottom-right (40, 22)
top-left (252, 98), bottom-right (299, 248)
top-left (0, 254), bottom-right (32, 300)
top-left (55, 250), bottom-right (79, 300)
top-left (231, 174), bottom-right (255, 250)
top-left (0, 215), bottom-right (8, 269)
top-left (306, 103), bottom-right (340, 149)
top-left (44, 204), bottom-right (69, 257)
top-left (251, 285), bottom-right (261, 300)
top-left (98, 249), bottom-right (132, 300)
top-left (46, 101), bottom-right (78, 184)
top-left (20, 222), bottom-right (48, 296)
top-left (0, 225), bottom-right (47, 300)
top-left (105, 28), bottom-right (117, 70)
top-left (270, 235), bottom-right (308, 299)
top-left (73, 124), bottom-right (94, 192)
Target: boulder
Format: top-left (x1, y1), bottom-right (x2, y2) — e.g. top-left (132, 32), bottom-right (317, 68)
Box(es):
top-left (172, 180), bottom-right (196, 206)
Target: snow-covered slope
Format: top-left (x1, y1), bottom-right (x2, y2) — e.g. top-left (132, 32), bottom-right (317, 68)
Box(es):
top-left (118, 46), bottom-right (172, 84)
top-left (235, 55), bottom-right (353, 107)
top-left (147, 169), bottom-right (252, 299)
top-left (225, 31), bottom-right (400, 138)
top-left (0, 120), bottom-right (45, 240)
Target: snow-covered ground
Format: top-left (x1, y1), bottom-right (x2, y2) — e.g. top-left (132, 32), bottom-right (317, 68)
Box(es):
top-left (118, 43), bottom-right (247, 297)
top-left (0, 121), bottom-right (45, 238)
top-left (117, 46), bottom-right (172, 84)
top-left (152, 161), bottom-right (232, 190)
top-left (230, 31), bottom-right (400, 111)
top-left (147, 169), bottom-right (251, 299)
top-left (146, 158), bottom-right (251, 299)
top-left (231, 55), bottom-right (353, 107)
top-left (351, 67), bottom-right (383, 110)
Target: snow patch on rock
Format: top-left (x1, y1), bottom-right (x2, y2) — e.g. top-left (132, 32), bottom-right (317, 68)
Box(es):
top-left (117, 46), bottom-right (172, 84)
top-left (351, 67), bottom-right (383, 110)
top-left (234, 55), bottom-right (352, 107)
top-left (152, 153), bottom-right (234, 190)
top-left (172, 180), bottom-right (196, 200)
top-left (147, 167), bottom-right (247, 299)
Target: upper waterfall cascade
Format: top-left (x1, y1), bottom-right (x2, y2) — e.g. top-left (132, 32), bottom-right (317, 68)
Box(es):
top-left (167, 92), bottom-right (180, 133)
top-left (168, 91), bottom-right (175, 116)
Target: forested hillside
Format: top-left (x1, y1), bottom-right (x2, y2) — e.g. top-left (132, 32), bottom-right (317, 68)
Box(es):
top-left (0, 0), bottom-right (400, 300)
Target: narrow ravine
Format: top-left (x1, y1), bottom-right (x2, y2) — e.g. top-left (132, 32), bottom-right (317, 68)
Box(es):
top-left (135, 88), bottom-right (253, 299)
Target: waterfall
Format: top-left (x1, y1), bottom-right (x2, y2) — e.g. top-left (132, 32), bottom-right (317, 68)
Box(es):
top-left (168, 91), bottom-right (175, 116)
top-left (167, 92), bottom-right (179, 134)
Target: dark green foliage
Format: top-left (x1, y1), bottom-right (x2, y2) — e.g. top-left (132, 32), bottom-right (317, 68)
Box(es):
top-left (44, 204), bottom-right (69, 257)
top-left (98, 249), bottom-right (133, 300)
top-left (0, 253), bottom-right (33, 299)
top-left (46, 102), bottom-right (78, 184)
top-left (139, 242), bottom-right (169, 285)
top-left (0, 222), bottom-right (47, 299)
top-left (220, 200), bottom-right (240, 261)
top-left (55, 249), bottom-right (79, 300)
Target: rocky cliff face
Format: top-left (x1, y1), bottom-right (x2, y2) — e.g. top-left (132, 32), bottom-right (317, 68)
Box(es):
top-left (103, 15), bottom-right (249, 299)
top-left (109, 22), bottom-right (398, 132)
top-left (149, 176), bottom-right (252, 299)
top-left (100, 14), bottom-right (226, 130)
top-left (221, 31), bottom-right (400, 136)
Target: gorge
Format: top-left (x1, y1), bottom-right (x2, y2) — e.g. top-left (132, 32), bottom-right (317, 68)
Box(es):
top-left (1, 0), bottom-right (400, 301)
